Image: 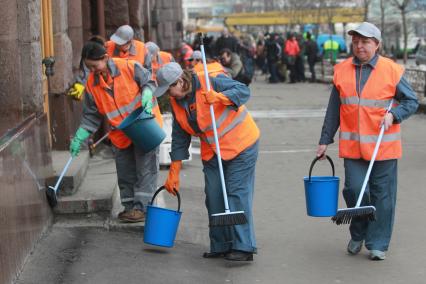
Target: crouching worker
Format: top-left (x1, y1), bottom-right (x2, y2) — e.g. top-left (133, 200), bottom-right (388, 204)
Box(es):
top-left (70, 41), bottom-right (163, 223)
top-left (154, 62), bottom-right (260, 261)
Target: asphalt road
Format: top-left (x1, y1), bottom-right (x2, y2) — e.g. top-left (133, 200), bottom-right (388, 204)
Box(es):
top-left (16, 79), bottom-right (426, 284)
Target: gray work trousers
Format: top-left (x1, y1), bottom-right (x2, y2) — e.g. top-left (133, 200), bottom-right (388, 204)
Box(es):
top-left (203, 140), bottom-right (259, 253)
top-left (113, 145), bottom-right (159, 212)
top-left (343, 158), bottom-right (398, 251)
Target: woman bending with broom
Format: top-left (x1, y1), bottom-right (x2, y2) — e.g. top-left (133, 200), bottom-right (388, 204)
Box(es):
top-left (317, 22), bottom-right (418, 260)
top-left (154, 61), bottom-right (260, 261)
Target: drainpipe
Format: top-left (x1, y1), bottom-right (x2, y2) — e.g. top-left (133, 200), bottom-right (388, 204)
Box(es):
top-left (97, 0), bottom-right (105, 38)
top-left (145, 0), bottom-right (151, 41)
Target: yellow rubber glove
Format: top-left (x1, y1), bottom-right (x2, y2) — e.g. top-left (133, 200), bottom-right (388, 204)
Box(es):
top-left (67, 82), bottom-right (85, 101)
top-left (201, 89), bottom-right (233, 105)
top-left (164, 160), bottom-right (182, 195)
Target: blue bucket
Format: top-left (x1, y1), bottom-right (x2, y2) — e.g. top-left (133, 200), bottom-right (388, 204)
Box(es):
top-left (144, 186), bottom-right (182, 248)
top-left (118, 107), bottom-right (166, 153)
top-left (303, 155), bottom-right (339, 217)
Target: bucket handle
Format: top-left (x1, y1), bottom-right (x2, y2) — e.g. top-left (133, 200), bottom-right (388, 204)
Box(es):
top-left (138, 109), bottom-right (154, 120)
top-left (150, 186), bottom-right (181, 212)
top-left (308, 155), bottom-right (335, 182)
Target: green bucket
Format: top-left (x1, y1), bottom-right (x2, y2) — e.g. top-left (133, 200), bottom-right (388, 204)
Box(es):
top-left (118, 107), bottom-right (166, 152)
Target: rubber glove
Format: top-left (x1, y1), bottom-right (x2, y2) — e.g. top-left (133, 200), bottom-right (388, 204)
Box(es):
top-left (67, 82), bottom-right (85, 101)
top-left (201, 89), bottom-right (233, 105)
top-left (142, 88), bottom-right (154, 114)
top-left (70, 127), bottom-right (91, 157)
top-left (164, 160), bottom-right (182, 195)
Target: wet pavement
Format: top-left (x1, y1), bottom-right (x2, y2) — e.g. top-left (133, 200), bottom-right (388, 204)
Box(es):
top-left (16, 80), bottom-right (426, 284)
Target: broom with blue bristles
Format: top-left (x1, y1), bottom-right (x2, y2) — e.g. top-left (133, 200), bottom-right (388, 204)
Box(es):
top-left (199, 34), bottom-right (247, 227)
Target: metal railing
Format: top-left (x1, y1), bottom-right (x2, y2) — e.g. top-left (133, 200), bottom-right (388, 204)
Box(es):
top-left (312, 62), bottom-right (426, 100)
top-left (404, 68), bottom-right (426, 98)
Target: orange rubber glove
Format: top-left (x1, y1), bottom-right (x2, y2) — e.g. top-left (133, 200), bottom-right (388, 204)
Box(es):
top-left (202, 89), bottom-right (233, 105)
top-left (164, 160), bottom-right (182, 195)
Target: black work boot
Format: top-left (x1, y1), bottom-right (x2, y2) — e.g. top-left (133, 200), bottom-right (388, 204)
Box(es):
top-left (224, 250), bottom-right (253, 261)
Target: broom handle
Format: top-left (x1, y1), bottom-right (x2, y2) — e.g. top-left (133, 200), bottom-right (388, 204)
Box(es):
top-left (52, 156), bottom-right (73, 192)
top-left (91, 131), bottom-right (110, 150)
top-left (355, 100), bottom-right (393, 208)
top-left (200, 36), bottom-right (230, 213)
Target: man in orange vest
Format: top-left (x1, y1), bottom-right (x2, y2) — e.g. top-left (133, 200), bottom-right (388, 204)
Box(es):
top-left (317, 22), bottom-right (418, 260)
top-left (105, 25), bottom-right (146, 66)
top-left (70, 41), bottom-right (163, 223)
top-left (144, 41), bottom-right (175, 81)
top-left (154, 62), bottom-right (260, 261)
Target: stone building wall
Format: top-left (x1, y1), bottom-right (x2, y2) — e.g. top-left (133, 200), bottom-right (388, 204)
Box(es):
top-left (102, 0), bottom-right (183, 51)
top-left (0, 0), bottom-right (53, 283)
top-left (152, 0), bottom-right (183, 51)
top-left (0, 0), bottom-right (44, 133)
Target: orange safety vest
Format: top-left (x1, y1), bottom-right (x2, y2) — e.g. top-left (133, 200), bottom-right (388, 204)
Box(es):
top-left (105, 40), bottom-right (146, 66)
top-left (193, 61), bottom-right (228, 77)
top-left (334, 56), bottom-right (403, 160)
top-left (86, 58), bottom-right (163, 149)
top-left (149, 51), bottom-right (174, 81)
top-left (170, 70), bottom-right (259, 161)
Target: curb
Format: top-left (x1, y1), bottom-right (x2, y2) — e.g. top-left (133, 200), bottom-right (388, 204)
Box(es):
top-left (53, 212), bottom-right (144, 233)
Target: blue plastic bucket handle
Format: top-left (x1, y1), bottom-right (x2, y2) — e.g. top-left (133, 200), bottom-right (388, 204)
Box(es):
top-left (304, 155), bottom-right (339, 217)
top-left (150, 186), bottom-right (180, 212)
top-left (138, 109), bottom-right (155, 121)
top-left (308, 155), bottom-right (335, 181)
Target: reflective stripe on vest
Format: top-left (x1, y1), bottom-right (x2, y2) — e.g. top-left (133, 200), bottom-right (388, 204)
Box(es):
top-left (204, 108), bottom-right (249, 144)
top-left (87, 58), bottom-right (162, 149)
top-left (105, 95), bottom-right (158, 121)
top-left (340, 97), bottom-right (395, 108)
top-left (340, 131), bottom-right (401, 143)
top-left (334, 56), bottom-right (404, 160)
top-left (170, 72), bottom-right (259, 161)
top-left (200, 106), bottom-right (232, 132)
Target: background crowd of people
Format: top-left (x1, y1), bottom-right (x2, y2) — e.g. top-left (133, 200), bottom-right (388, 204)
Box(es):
top-left (179, 28), bottom-right (336, 86)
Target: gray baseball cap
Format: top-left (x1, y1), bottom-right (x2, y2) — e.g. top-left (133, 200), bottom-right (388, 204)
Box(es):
top-left (146, 42), bottom-right (160, 55)
top-left (111, 25), bottom-right (134, 45)
top-left (348, 22), bottom-right (381, 41)
top-left (189, 50), bottom-right (202, 60)
top-left (153, 62), bottom-right (183, 97)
